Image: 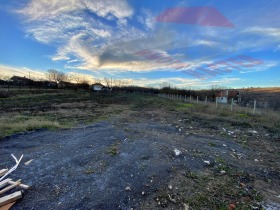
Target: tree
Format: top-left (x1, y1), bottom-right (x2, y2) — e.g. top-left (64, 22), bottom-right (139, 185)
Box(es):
top-left (45, 69), bottom-right (66, 83)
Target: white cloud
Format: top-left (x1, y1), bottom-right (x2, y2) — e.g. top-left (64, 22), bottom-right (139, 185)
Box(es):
top-left (17, 0), bottom-right (133, 20)
top-left (0, 64), bottom-right (46, 79)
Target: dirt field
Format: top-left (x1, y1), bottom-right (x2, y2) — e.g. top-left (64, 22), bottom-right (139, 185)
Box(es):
top-left (0, 91), bottom-right (280, 209)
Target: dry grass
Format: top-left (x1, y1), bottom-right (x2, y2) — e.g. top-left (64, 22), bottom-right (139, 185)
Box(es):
top-left (0, 114), bottom-right (61, 138)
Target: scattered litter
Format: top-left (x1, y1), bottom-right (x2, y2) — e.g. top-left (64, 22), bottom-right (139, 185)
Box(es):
top-left (178, 128), bottom-right (181, 132)
top-left (223, 144), bottom-right (227, 147)
top-left (168, 185), bottom-right (172, 190)
top-left (220, 170), bottom-right (226, 174)
top-left (0, 192), bottom-right (21, 208)
top-left (222, 128), bottom-right (227, 132)
top-left (230, 154), bottom-right (237, 159)
top-left (203, 160), bottom-right (210, 165)
top-left (24, 159), bottom-right (34, 166)
top-left (254, 159), bottom-right (259, 162)
top-left (249, 130), bottom-right (258, 134)
top-left (174, 149), bottom-right (182, 156)
top-left (0, 154), bottom-right (23, 182)
top-left (125, 186), bottom-right (131, 191)
top-left (183, 203), bottom-right (190, 210)
top-left (141, 191), bottom-right (145, 195)
top-left (168, 194), bottom-right (176, 203)
top-left (0, 201), bottom-right (15, 210)
top-left (0, 170), bottom-right (7, 178)
top-left (0, 154), bottom-right (30, 209)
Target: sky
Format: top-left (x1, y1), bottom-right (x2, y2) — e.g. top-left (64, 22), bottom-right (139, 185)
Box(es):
top-left (0, 0), bottom-right (279, 89)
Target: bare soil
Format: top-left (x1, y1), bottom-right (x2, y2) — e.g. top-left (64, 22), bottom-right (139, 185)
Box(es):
top-left (0, 93), bottom-right (280, 209)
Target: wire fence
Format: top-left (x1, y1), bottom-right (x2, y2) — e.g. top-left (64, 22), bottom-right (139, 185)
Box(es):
top-left (158, 93), bottom-right (279, 119)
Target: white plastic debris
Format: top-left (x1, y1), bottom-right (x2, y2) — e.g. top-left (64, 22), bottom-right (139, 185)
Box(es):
top-left (249, 130), bottom-right (258, 134)
top-left (222, 128), bottom-right (227, 132)
top-left (168, 185), bottom-right (173, 190)
top-left (254, 159), bottom-right (259, 162)
top-left (24, 159), bottom-right (34, 166)
top-left (174, 149), bottom-right (182, 156)
top-left (220, 170), bottom-right (226, 174)
top-left (0, 154), bottom-right (23, 181)
top-left (125, 186), bottom-right (131, 191)
top-left (223, 144), bottom-right (227, 147)
top-left (203, 160), bottom-right (210, 165)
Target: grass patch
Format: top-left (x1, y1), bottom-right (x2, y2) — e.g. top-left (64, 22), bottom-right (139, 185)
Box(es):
top-left (106, 144), bottom-right (119, 156)
top-left (0, 114), bottom-right (61, 138)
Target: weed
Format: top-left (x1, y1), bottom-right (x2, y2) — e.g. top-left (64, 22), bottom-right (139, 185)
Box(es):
top-left (84, 167), bottom-right (95, 174)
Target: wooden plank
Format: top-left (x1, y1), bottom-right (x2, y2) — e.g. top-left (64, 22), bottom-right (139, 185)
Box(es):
top-left (7, 181), bottom-right (29, 190)
top-left (0, 180), bottom-right (21, 195)
top-left (0, 170), bottom-right (8, 177)
top-left (0, 180), bottom-right (11, 189)
top-left (0, 202), bottom-right (15, 210)
top-left (0, 191), bottom-right (22, 207)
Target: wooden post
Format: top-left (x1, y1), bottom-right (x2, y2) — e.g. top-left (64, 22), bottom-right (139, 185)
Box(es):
top-left (190, 95), bottom-right (192, 103)
top-left (185, 95), bottom-right (186, 102)
top-left (253, 100), bottom-right (256, 115)
top-left (231, 98), bottom-right (233, 111)
top-left (197, 96), bottom-right (198, 104)
top-left (205, 96), bottom-right (207, 105)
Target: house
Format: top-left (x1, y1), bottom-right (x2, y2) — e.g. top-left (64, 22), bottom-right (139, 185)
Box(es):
top-left (91, 83), bottom-right (105, 91)
top-left (10, 76), bottom-right (33, 86)
top-left (215, 89), bottom-right (241, 104)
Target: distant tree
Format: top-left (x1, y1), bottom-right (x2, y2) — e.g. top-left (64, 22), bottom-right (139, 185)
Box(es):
top-left (45, 69), bottom-right (66, 83)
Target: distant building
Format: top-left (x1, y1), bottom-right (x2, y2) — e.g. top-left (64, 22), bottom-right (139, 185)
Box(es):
top-left (215, 89), bottom-right (241, 104)
top-left (10, 76), bottom-right (33, 86)
top-left (91, 83), bottom-right (105, 91)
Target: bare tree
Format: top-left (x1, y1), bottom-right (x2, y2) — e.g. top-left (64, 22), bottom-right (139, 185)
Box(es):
top-left (45, 69), bottom-right (66, 83)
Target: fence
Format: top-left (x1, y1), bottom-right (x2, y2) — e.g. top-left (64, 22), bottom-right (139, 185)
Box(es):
top-left (157, 93), bottom-right (277, 117)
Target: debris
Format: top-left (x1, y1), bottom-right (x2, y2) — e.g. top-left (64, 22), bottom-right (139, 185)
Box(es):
top-left (183, 203), bottom-right (190, 210)
top-left (168, 185), bottom-right (173, 190)
top-left (142, 191), bottom-right (145, 195)
top-left (24, 159), bottom-right (34, 166)
top-left (223, 144), bottom-right (227, 147)
top-left (220, 170), bottom-right (226, 174)
top-left (222, 128), bottom-right (227, 132)
top-left (0, 154), bottom-right (23, 182)
top-left (7, 181), bottom-right (29, 190)
top-left (0, 191), bottom-right (22, 208)
top-left (230, 154), bottom-right (237, 159)
top-left (0, 201), bottom-right (15, 210)
top-left (0, 180), bottom-right (21, 195)
top-left (250, 130), bottom-right (258, 134)
top-left (174, 149), bottom-right (182, 156)
top-left (0, 170), bottom-right (7, 178)
top-left (254, 159), bottom-right (259, 162)
top-left (168, 194), bottom-right (176, 203)
top-left (178, 128), bottom-right (182, 132)
top-left (125, 186), bottom-right (131, 191)
top-left (203, 160), bottom-right (210, 165)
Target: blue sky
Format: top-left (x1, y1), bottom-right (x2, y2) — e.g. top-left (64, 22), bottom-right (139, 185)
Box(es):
top-left (0, 0), bottom-right (279, 88)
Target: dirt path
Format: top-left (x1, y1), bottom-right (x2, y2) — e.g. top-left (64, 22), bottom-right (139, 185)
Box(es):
top-left (1, 108), bottom-right (280, 209)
